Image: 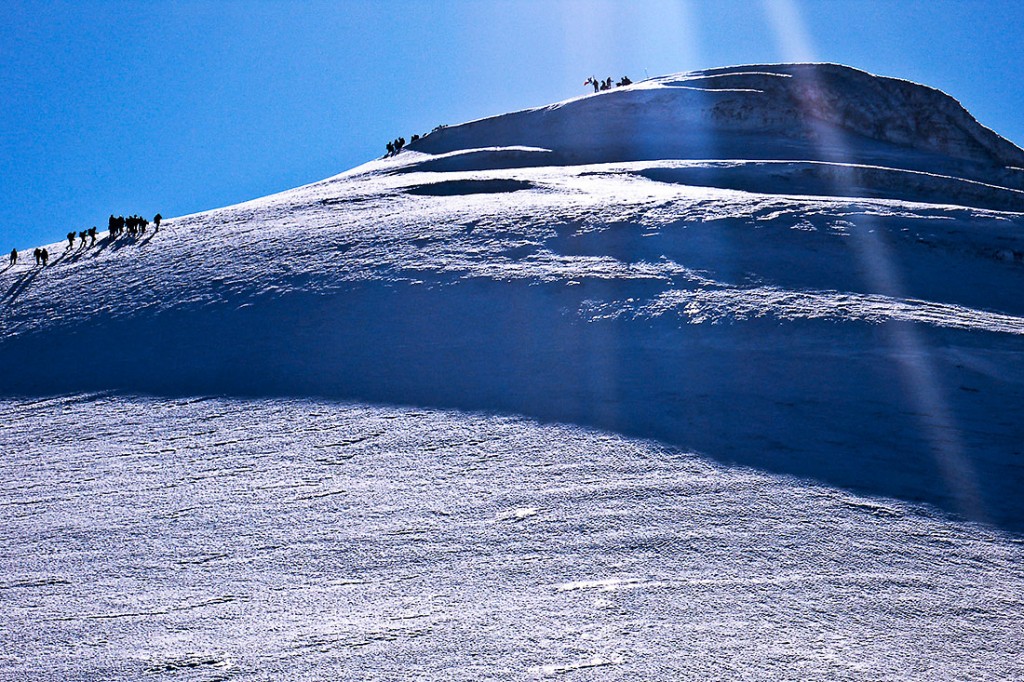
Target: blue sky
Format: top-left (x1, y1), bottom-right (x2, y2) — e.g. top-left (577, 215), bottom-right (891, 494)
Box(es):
top-left (3, 0), bottom-right (1024, 249)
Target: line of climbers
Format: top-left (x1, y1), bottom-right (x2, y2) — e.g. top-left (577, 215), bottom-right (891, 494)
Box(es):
top-left (584, 75), bottom-right (632, 92)
top-left (67, 227), bottom-right (98, 249)
top-left (6, 212), bottom-right (163, 269)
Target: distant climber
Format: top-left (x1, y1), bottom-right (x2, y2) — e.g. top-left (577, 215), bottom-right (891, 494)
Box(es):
top-left (9, 248), bottom-right (16, 266)
top-left (616, 76), bottom-right (632, 86)
top-left (386, 141), bottom-right (395, 156)
top-left (584, 76), bottom-right (599, 92)
top-left (78, 230), bottom-right (88, 247)
top-left (66, 232), bottom-right (75, 249)
top-left (89, 227), bottom-right (97, 245)
top-left (154, 213), bottom-right (162, 230)
top-left (40, 248), bottom-right (48, 266)
top-left (33, 248), bottom-right (41, 266)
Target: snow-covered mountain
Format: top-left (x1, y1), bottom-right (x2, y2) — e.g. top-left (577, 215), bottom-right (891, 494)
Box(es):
top-left (2, 64), bottom-right (1024, 679)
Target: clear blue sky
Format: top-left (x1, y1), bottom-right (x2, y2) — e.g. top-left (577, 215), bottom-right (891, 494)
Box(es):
top-left (3, 0), bottom-right (1024, 249)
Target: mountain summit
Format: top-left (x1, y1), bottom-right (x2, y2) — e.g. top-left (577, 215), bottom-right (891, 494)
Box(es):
top-left (416, 64), bottom-right (1024, 166)
top-left (403, 63), bottom-right (1024, 209)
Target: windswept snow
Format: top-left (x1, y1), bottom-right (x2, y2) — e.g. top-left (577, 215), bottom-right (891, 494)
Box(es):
top-left (2, 63), bottom-right (1024, 678)
top-left (2, 396), bottom-right (1023, 680)
top-left (600, 286), bottom-right (1024, 333)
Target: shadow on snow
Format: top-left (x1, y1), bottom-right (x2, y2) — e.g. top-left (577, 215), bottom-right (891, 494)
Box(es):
top-left (0, 279), bottom-right (1021, 534)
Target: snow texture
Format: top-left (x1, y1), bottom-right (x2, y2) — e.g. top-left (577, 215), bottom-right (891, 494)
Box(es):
top-left (2, 63), bottom-right (1024, 679)
top-left (2, 396), bottom-right (1023, 680)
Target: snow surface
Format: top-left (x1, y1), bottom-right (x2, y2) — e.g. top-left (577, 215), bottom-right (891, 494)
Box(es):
top-left (2, 63), bottom-right (1024, 678)
top-left (3, 396), bottom-right (1024, 680)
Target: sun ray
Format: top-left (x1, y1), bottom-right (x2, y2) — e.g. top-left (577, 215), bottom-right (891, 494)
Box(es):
top-left (759, 0), bottom-right (988, 522)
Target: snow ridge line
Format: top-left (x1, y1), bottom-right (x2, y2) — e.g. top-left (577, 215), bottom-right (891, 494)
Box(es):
top-left (582, 286), bottom-right (1024, 335)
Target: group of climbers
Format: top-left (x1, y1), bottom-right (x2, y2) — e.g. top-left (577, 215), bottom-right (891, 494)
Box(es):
top-left (584, 75), bottom-right (632, 92)
top-left (385, 134), bottom-right (422, 157)
top-left (108, 213), bottom-right (159, 238)
top-left (7, 212), bottom-right (163, 270)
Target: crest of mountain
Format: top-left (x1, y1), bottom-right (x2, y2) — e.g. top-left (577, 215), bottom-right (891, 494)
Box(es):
top-left (409, 63), bottom-right (1024, 192)
top-left (1, 63), bottom-right (1023, 532)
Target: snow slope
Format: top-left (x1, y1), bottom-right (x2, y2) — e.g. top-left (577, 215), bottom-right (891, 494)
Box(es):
top-left (2, 63), bottom-right (1024, 678)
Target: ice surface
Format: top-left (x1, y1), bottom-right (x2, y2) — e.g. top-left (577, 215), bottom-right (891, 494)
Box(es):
top-left (2, 63), bottom-right (1024, 678)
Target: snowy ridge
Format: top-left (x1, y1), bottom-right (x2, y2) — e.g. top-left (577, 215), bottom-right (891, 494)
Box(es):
top-left (590, 285), bottom-right (1024, 333)
top-left (409, 64), bottom-right (1024, 187)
